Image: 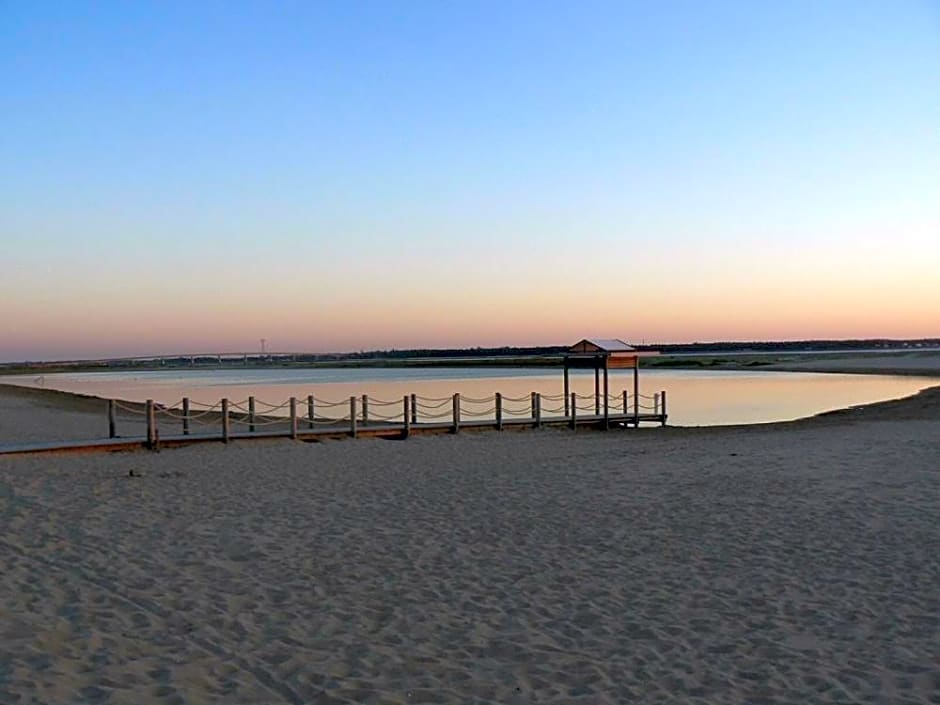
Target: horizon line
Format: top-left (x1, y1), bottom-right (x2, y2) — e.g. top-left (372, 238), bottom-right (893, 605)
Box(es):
top-left (3, 336), bottom-right (940, 367)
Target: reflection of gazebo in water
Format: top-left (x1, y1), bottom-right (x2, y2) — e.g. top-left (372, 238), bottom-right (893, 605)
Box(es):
top-left (563, 338), bottom-right (659, 423)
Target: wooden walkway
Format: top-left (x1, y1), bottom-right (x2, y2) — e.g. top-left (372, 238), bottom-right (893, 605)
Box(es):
top-left (0, 412), bottom-right (666, 456)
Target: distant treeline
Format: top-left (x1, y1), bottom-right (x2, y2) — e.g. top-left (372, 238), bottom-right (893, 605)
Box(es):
top-left (339, 338), bottom-right (940, 359)
top-left (640, 338), bottom-right (940, 354)
top-left (318, 345), bottom-right (569, 360)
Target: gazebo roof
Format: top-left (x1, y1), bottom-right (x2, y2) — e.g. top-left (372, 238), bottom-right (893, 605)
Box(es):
top-left (568, 338), bottom-right (636, 354)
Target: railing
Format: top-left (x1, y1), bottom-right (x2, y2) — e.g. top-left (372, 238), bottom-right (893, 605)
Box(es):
top-left (106, 389), bottom-right (668, 448)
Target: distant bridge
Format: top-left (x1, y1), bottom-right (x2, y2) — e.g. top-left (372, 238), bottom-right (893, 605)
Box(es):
top-left (1, 351), bottom-right (563, 370)
top-left (2, 352), bottom-right (328, 368)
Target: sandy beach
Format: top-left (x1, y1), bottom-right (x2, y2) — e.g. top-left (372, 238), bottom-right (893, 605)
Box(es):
top-left (1, 362), bottom-right (939, 703)
top-left (764, 350), bottom-right (940, 377)
top-left (0, 385), bottom-right (149, 445)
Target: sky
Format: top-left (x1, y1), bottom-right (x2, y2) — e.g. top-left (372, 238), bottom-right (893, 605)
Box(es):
top-left (2, 1), bottom-right (939, 361)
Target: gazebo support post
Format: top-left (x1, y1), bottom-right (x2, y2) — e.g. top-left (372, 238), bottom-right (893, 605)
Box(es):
top-left (594, 363), bottom-right (600, 415)
top-left (563, 362), bottom-right (570, 416)
top-left (633, 359), bottom-right (640, 427)
top-left (603, 357), bottom-right (609, 429)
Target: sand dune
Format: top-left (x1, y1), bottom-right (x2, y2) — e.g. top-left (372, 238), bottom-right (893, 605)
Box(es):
top-left (1, 387), bottom-right (939, 703)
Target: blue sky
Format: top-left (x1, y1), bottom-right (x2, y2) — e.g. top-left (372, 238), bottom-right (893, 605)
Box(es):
top-left (2, 1), bottom-right (939, 360)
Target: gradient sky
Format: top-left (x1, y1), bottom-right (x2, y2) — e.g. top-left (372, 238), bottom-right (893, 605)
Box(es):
top-left (2, 1), bottom-right (939, 361)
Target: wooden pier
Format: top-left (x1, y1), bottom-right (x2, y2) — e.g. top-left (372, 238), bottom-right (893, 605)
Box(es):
top-left (0, 389), bottom-right (668, 456)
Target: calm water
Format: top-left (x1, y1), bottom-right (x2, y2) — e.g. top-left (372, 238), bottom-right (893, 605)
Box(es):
top-left (1, 367), bottom-right (935, 426)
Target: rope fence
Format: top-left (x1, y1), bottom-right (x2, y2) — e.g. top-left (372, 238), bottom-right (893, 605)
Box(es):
top-left (104, 387), bottom-right (668, 447)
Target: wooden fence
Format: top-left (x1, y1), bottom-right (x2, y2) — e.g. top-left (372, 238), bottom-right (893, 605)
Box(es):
top-left (104, 389), bottom-right (668, 449)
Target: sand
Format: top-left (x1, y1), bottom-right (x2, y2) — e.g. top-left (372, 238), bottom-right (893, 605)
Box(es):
top-left (765, 350), bottom-right (940, 377)
top-left (0, 384), bottom-right (147, 445)
top-left (1, 378), bottom-right (939, 703)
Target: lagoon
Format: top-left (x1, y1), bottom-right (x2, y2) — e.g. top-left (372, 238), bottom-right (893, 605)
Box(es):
top-left (2, 367), bottom-right (935, 427)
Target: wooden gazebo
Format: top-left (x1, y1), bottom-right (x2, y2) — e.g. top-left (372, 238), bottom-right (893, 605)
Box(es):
top-left (563, 338), bottom-right (658, 423)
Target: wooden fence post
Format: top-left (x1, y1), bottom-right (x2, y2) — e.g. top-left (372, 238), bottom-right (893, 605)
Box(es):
top-left (633, 387), bottom-right (640, 428)
top-left (307, 395), bottom-right (315, 430)
top-left (535, 393), bottom-right (542, 428)
top-left (290, 397), bottom-right (298, 439)
top-left (410, 393), bottom-right (417, 424)
top-left (221, 398), bottom-right (230, 443)
top-left (146, 399), bottom-right (155, 448)
top-left (183, 397), bottom-right (190, 435)
top-left (247, 396), bottom-right (254, 433)
top-left (530, 392), bottom-right (537, 420)
top-left (362, 394), bottom-right (369, 424)
top-left (403, 395), bottom-right (411, 438)
top-left (623, 390), bottom-right (628, 415)
top-left (564, 365), bottom-right (570, 416)
top-left (452, 393), bottom-right (460, 433)
top-left (350, 396), bottom-right (358, 438)
top-left (108, 399), bottom-right (116, 438)
top-left (570, 393), bottom-right (577, 430)
top-left (661, 390), bottom-right (667, 426)
top-left (495, 392), bottom-right (503, 430)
